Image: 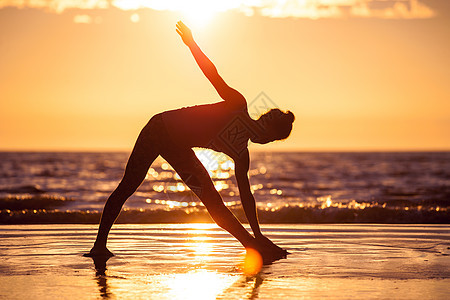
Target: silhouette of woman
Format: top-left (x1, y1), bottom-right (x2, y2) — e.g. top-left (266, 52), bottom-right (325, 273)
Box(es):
top-left (86, 21), bottom-right (294, 262)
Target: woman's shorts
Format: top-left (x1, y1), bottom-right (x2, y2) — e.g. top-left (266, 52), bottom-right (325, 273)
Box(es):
top-left (140, 113), bottom-right (210, 198)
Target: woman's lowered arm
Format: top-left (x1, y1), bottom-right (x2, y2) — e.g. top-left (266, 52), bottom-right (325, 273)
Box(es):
top-left (234, 150), bottom-right (263, 238)
top-left (235, 151), bottom-right (288, 254)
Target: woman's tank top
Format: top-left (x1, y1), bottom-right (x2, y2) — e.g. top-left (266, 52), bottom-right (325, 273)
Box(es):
top-left (161, 101), bottom-right (249, 152)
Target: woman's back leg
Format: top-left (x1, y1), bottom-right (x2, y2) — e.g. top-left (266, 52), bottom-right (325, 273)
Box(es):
top-left (92, 123), bottom-right (160, 251)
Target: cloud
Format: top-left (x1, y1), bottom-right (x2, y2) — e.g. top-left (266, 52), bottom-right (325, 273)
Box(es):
top-left (347, 0), bottom-right (435, 19)
top-left (73, 13), bottom-right (102, 24)
top-left (0, 0), bottom-right (109, 13)
top-left (0, 0), bottom-right (436, 19)
top-left (248, 0), bottom-right (435, 19)
top-left (130, 13), bottom-right (140, 23)
top-left (73, 14), bottom-right (92, 24)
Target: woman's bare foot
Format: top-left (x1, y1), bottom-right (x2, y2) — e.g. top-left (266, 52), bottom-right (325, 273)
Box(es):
top-left (251, 235), bottom-right (288, 264)
top-left (83, 245), bottom-right (114, 258)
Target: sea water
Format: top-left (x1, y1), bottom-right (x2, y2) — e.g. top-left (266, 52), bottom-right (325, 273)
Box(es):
top-left (0, 151), bottom-right (449, 223)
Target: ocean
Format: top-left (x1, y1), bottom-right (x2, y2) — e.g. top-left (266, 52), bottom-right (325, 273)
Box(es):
top-left (0, 151), bottom-right (449, 224)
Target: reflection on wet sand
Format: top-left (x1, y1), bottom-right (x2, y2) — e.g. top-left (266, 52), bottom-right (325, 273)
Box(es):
top-left (165, 269), bottom-right (238, 299)
top-left (88, 259), bottom-right (267, 300)
top-left (96, 274), bottom-right (111, 299)
top-left (86, 230), bottom-right (271, 300)
top-left (219, 271), bottom-right (265, 300)
top-left (88, 255), bottom-right (112, 298)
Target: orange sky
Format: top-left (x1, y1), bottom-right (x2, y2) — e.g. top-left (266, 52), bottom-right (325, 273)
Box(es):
top-left (1, 1), bottom-right (449, 151)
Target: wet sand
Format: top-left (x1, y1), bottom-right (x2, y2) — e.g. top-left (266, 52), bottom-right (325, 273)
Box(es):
top-left (1, 224), bottom-right (449, 299)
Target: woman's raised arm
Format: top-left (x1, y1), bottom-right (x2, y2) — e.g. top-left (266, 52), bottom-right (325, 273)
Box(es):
top-left (176, 21), bottom-right (245, 107)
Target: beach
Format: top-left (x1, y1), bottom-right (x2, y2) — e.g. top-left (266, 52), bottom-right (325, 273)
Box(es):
top-left (1, 224), bottom-right (449, 299)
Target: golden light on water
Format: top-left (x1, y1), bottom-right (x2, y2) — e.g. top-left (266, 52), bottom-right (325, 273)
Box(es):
top-left (166, 269), bottom-right (237, 300)
top-left (186, 234), bottom-right (215, 260)
top-left (194, 149), bottom-right (234, 178)
top-left (214, 181), bottom-right (229, 192)
top-left (140, 150), bottom-right (447, 214)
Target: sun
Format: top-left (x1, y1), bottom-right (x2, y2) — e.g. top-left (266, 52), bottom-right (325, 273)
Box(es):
top-left (113, 0), bottom-right (236, 27)
top-left (181, 9), bottom-right (215, 27)
top-left (175, 1), bottom-right (231, 27)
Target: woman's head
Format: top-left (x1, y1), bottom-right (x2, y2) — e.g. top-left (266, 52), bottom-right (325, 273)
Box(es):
top-left (251, 109), bottom-right (295, 144)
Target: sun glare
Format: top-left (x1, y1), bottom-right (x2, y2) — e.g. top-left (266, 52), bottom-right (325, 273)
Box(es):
top-left (241, 248), bottom-right (263, 276)
top-left (173, 0), bottom-right (234, 26)
top-left (179, 7), bottom-right (215, 27)
top-left (111, 0), bottom-right (233, 26)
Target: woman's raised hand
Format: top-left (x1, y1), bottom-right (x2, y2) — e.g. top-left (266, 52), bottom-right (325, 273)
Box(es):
top-left (176, 21), bottom-right (194, 47)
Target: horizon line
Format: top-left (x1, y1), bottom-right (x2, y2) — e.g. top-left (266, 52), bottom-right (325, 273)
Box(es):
top-left (1, 148), bottom-right (449, 153)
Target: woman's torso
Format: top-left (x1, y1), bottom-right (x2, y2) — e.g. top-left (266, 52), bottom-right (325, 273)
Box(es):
top-left (161, 101), bottom-right (252, 158)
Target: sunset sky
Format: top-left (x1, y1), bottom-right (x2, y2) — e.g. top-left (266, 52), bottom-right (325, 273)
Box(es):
top-left (1, 0), bottom-right (449, 151)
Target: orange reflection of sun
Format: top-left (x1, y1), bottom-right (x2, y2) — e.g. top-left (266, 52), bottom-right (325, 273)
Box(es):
top-left (189, 236), bottom-right (214, 259)
top-left (166, 269), bottom-right (237, 300)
